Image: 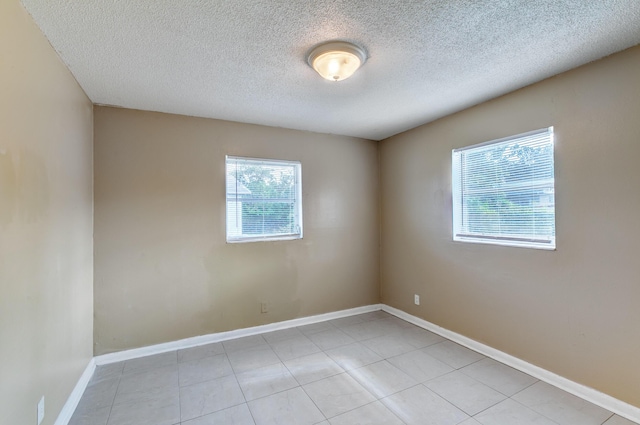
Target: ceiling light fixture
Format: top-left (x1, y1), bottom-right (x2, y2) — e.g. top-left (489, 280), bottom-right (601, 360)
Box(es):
top-left (307, 41), bottom-right (367, 82)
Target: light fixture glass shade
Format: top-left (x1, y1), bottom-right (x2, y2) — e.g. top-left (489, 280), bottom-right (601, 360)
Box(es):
top-left (308, 41), bottom-right (366, 82)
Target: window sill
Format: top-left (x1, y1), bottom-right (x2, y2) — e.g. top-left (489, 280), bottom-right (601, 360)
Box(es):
top-left (453, 235), bottom-right (556, 250)
top-left (226, 234), bottom-right (303, 244)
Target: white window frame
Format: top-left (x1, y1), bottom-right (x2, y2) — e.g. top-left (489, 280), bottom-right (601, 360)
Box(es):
top-left (226, 155), bottom-right (303, 243)
top-left (452, 127), bottom-right (556, 250)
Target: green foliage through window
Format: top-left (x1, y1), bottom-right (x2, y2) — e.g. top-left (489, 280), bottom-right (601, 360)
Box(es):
top-left (226, 157), bottom-right (302, 241)
top-left (452, 127), bottom-right (555, 249)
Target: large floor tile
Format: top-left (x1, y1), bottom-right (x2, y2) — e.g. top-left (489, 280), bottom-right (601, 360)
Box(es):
top-left (115, 364), bottom-right (178, 396)
top-left (329, 400), bottom-right (404, 425)
top-left (424, 371), bottom-right (506, 415)
top-left (604, 416), bottom-right (640, 425)
top-left (122, 351), bottom-right (177, 375)
top-left (387, 349), bottom-right (454, 382)
top-left (340, 321), bottom-right (392, 341)
top-left (375, 318), bottom-right (414, 333)
top-left (329, 315), bottom-right (368, 328)
top-left (70, 314), bottom-right (634, 425)
top-left (90, 362), bottom-right (124, 384)
top-left (182, 403), bottom-right (255, 425)
top-left (75, 377), bottom-right (119, 411)
top-left (458, 419), bottom-right (483, 425)
top-left (379, 316), bottom-right (416, 329)
top-left (236, 362), bottom-right (299, 401)
top-left (178, 353), bottom-right (233, 387)
top-left (247, 387), bottom-right (325, 425)
top-left (297, 321), bottom-right (337, 335)
top-left (179, 374), bottom-right (245, 421)
top-left (348, 360), bottom-right (417, 398)
top-left (361, 334), bottom-right (419, 359)
top-left (303, 373), bottom-right (376, 418)
top-left (512, 381), bottom-right (613, 425)
top-left (474, 399), bottom-right (558, 425)
top-left (107, 391), bottom-right (180, 425)
top-left (307, 328), bottom-right (356, 351)
top-left (227, 345), bottom-right (281, 374)
top-left (177, 342), bottom-right (225, 363)
top-left (422, 341), bottom-right (485, 369)
top-left (459, 358), bottom-right (537, 396)
top-left (262, 328), bottom-right (304, 344)
top-left (223, 335), bottom-right (269, 353)
top-left (69, 405), bottom-right (111, 425)
top-left (269, 335), bottom-right (321, 361)
top-left (114, 384), bottom-right (179, 407)
top-left (381, 384), bottom-right (469, 425)
top-left (284, 352), bottom-right (344, 385)
top-left (325, 342), bottom-right (383, 371)
top-left (398, 327), bottom-right (445, 349)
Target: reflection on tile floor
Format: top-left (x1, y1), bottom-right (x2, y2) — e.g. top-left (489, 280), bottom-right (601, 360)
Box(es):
top-left (70, 311), bottom-right (638, 425)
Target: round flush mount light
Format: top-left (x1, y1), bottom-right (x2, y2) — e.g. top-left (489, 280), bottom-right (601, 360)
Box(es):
top-left (307, 41), bottom-right (367, 82)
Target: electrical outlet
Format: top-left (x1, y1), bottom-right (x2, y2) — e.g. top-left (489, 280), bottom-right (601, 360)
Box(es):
top-left (414, 294), bottom-right (420, 305)
top-left (260, 302), bottom-right (268, 314)
top-left (37, 396), bottom-right (44, 425)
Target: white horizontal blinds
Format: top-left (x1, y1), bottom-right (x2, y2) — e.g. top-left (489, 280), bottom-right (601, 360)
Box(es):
top-left (452, 127), bottom-right (555, 248)
top-left (226, 156), bottom-right (301, 241)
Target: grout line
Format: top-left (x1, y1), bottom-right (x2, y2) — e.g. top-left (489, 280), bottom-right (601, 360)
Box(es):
top-left (104, 371), bottom-right (121, 425)
top-left (95, 304), bottom-right (383, 365)
top-left (505, 398), bottom-right (564, 425)
top-left (600, 413), bottom-right (615, 425)
top-left (382, 305), bottom-right (640, 423)
top-left (298, 376), bottom-right (329, 422)
top-left (67, 307), bottom-right (640, 425)
top-left (176, 353), bottom-right (182, 425)
top-left (245, 398), bottom-right (259, 425)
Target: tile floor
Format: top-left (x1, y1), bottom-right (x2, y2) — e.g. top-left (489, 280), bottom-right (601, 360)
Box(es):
top-left (70, 311), bottom-right (638, 425)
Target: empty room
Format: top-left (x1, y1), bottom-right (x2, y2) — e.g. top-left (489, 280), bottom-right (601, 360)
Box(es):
top-left (2, 1), bottom-right (639, 425)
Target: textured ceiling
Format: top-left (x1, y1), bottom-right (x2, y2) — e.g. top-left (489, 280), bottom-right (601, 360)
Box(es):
top-left (20, 0), bottom-right (640, 140)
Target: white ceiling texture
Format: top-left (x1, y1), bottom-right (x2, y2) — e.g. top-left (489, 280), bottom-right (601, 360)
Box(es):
top-left (20, 1), bottom-right (640, 140)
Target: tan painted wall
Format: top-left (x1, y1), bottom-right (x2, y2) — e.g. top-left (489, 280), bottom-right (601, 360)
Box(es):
top-left (93, 106), bottom-right (379, 355)
top-left (0, 1), bottom-right (94, 424)
top-left (380, 45), bottom-right (640, 407)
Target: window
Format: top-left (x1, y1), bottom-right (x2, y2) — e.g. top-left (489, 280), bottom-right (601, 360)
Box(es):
top-left (226, 156), bottom-right (302, 242)
top-left (452, 127), bottom-right (555, 250)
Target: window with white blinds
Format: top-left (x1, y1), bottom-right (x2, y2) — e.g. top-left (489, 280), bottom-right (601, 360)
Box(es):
top-left (452, 127), bottom-right (556, 249)
top-left (226, 156), bottom-right (302, 242)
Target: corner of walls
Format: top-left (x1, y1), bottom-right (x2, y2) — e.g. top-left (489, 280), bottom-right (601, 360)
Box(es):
top-left (378, 45), bottom-right (640, 408)
top-left (1, 1), bottom-right (95, 424)
top-left (92, 107), bottom-right (380, 354)
top-left (376, 138), bottom-right (384, 304)
top-left (382, 305), bottom-right (640, 423)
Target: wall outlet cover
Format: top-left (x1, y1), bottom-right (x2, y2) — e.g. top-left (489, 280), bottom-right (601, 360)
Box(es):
top-left (414, 294), bottom-right (420, 305)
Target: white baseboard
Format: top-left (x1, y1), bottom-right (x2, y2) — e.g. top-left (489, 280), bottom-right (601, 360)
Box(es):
top-left (54, 357), bottom-right (95, 425)
top-left (382, 304), bottom-right (640, 424)
top-left (95, 304), bottom-right (383, 365)
top-left (58, 303), bottom-right (639, 424)
top-left (52, 304), bottom-right (380, 425)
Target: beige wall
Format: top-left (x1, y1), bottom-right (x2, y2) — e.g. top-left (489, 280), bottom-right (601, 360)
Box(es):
top-left (380, 45), bottom-right (640, 407)
top-left (93, 107), bottom-right (379, 354)
top-left (0, 1), bottom-right (94, 424)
